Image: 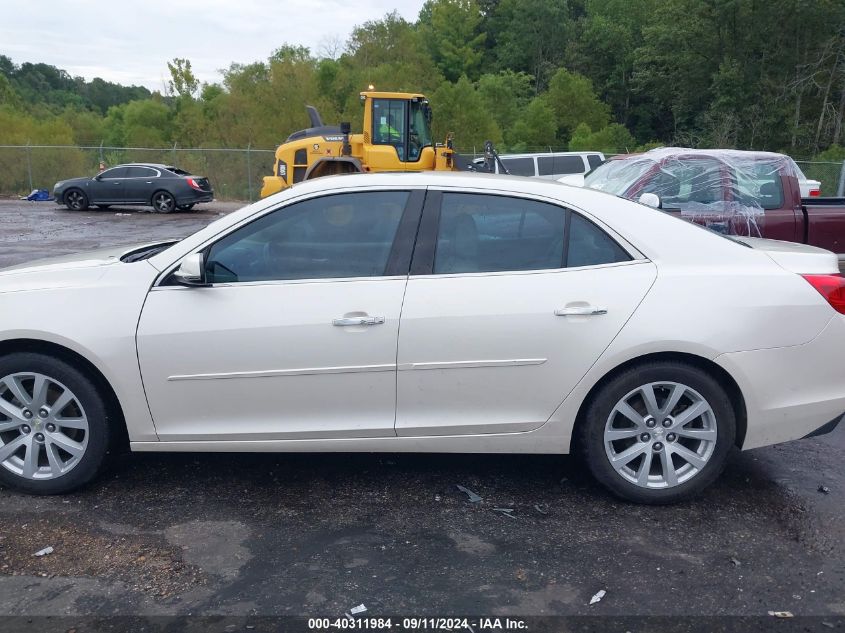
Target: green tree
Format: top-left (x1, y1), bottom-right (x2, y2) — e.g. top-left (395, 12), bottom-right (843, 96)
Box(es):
top-left (477, 70), bottom-right (533, 135)
top-left (490, 0), bottom-right (572, 91)
top-left (167, 58), bottom-right (199, 99)
top-left (419, 0), bottom-right (486, 81)
top-left (545, 68), bottom-right (610, 141)
top-left (430, 76), bottom-right (502, 150)
top-left (508, 97), bottom-right (557, 149)
top-left (568, 122), bottom-right (635, 153)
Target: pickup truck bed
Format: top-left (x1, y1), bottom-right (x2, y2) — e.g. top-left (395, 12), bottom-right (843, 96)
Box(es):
top-left (803, 197), bottom-right (845, 268)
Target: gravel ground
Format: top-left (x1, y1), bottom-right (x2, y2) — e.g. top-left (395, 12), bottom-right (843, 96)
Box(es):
top-left (0, 199), bottom-right (843, 624)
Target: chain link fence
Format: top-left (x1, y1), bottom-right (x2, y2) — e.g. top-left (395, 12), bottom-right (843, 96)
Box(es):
top-left (1, 144), bottom-right (844, 200)
top-left (0, 144), bottom-right (276, 202)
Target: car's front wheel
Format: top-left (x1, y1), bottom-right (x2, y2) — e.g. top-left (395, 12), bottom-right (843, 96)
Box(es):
top-left (578, 361), bottom-right (735, 504)
top-left (64, 189), bottom-right (88, 211)
top-left (152, 191), bottom-right (175, 213)
top-left (0, 353), bottom-right (110, 494)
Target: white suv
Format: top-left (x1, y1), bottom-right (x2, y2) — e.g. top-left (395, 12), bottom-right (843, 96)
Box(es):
top-left (473, 151), bottom-right (605, 179)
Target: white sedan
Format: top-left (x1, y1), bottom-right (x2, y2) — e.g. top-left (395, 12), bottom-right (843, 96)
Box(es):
top-left (1, 172), bottom-right (843, 503)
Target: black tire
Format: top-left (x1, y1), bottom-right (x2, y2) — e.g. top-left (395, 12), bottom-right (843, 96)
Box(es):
top-left (151, 191), bottom-right (175, 214)
top-left (177, 203), bottom-right (195, 212)
top-left (96, 205), bottom-right (111, 210)
top-left (64, 189), bottom-right (89, 211)
top-left (0, 353), bottom-right (111, 495)
top-left (576, 361), bottom-right (735, 505)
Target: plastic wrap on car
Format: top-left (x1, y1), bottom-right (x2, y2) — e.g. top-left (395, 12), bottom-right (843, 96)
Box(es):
top-left (586, 147), bottom-right (801, 237)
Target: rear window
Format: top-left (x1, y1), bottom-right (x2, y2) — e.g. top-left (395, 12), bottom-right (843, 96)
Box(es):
top-left (537, 155), bottom-right (585, 176)
top-left (126, 166), bottom-right (158, 178)
top-left (500, 157), bottom-right (535, 177)
top-left (735, 163), bottom-right (784, 210)
top-left (167, 167), bottom-right (191, 176)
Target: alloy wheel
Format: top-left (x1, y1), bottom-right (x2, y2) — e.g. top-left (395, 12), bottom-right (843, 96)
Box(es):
top-left (603, 381), bottom-right (717, 489)
top-left (153, 192), bottom-right (175, 213)
top-left (66, 191), bottom-right (85, 210)
top-left (0, 372), bottom-right (89, 480)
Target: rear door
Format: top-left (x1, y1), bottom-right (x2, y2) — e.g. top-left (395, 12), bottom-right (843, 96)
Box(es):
top-left (124, 166), bottom-right (160, 203)
top-left (394, 190), bottom-right (656, 437)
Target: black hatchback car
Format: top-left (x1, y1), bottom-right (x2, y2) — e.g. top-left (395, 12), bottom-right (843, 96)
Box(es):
top-left (54, 163), bottom-right (214, 213)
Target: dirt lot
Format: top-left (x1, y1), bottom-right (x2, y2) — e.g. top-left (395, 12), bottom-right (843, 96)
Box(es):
top-left (0, 199), bottom-right (844, 626)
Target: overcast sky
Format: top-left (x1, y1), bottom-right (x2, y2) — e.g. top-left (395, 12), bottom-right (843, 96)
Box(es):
top-left (0, 0), bottom-right (425, 91)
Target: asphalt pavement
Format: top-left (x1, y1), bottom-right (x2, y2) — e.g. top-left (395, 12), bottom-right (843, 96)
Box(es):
top-left (0, 199), bottom-right (843, 625)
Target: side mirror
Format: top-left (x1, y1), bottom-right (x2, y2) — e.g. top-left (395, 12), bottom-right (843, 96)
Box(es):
top-left (638, 192), bottom-right (662, 209)
top-left (172, 252), bottom-right (207, 286)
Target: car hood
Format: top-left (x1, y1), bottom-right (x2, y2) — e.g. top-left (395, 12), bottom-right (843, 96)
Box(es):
top-left (54, 176), bottom-right (94, 188)
top-left (0, 242), bottom-right (173, 277)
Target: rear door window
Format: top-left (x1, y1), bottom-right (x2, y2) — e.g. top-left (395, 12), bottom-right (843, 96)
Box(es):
top-left (434, 193), bottom-right (564, 273)
top-left (126, 166), bottom-right (158, 178)
top-left (431, 193), bottom-right (631, 274)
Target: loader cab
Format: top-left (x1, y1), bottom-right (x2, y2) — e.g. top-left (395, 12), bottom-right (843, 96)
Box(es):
top-left (363, 92), bottom-right (433, 167)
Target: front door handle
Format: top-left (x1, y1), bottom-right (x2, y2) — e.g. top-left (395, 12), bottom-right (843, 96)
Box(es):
top-left (555, 306), bottom-right (608, 316)
top-left (333, 316), bottom-right (385, 326)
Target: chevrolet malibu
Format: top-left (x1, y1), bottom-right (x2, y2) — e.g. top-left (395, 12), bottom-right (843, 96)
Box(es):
top-left (1, 172), bottom-right (843, 503)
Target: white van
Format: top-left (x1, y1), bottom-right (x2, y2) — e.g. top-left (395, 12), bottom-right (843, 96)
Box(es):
top-left (473, 151), bottom-right (606, 179)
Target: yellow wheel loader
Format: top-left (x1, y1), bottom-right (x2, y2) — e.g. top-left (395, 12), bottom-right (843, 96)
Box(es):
top-left (260, 90), bottom-right (504, 198)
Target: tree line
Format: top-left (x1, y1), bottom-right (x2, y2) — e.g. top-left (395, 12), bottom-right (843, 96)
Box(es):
top-left (1, 0), bottom-right (845, 163)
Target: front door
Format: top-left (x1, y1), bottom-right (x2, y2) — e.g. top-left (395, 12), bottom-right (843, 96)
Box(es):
top-left (137, 189), bottom-right (423, 441)
top-left (93, 166), bottom-right (128, 203)
top-left (395, 191), bottom-right (656, 436)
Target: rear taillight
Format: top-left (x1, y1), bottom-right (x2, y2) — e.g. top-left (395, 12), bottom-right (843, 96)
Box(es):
top-left (802, 274), bottom-right (845, 314)
top-left (186, 177), bottom-right (202, 191)
top-left (809, 189), bottom-right (821, 197)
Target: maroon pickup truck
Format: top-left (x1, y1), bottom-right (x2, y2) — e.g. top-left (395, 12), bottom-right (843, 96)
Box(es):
top-left (579, 148), bottom-right (845, 265)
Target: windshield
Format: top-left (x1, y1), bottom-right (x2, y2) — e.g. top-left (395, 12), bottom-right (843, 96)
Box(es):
top-left (584, 158), bottom-right (654, 195)
top-left (409, 100), bottom-right (433, 159)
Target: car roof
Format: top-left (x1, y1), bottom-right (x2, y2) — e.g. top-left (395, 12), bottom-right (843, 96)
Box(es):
top-left (114, 163), bottom-right (175, 170)
top-left (475, 151), bottom-right (603, 160)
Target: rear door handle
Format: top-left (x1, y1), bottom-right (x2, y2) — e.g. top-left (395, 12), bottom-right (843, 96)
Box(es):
top-left (555, 306), bottom-right (607, 316)
top-left (333, 316), bottom-right (385, 326)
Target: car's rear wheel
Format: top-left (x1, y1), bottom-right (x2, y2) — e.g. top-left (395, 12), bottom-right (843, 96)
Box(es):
top-left (0, 353), bottom-right (110, 494)
top-left (64, 190), bottom-right (88, 211)
top-left (177, 203), bottom-right (195, 212)
top-left (152, 191), bottom-right (175, 214)
top-left (578, 361), bottom-right (735, 504)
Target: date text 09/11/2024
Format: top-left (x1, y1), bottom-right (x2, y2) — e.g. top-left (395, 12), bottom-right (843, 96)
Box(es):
top-left (307, 617), bottom-right (529, 630)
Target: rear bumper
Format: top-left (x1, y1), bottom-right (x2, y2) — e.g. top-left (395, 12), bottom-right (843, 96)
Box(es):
top-left (176, 191), bottom-right (213, 205)
top-left (716, 315), bottom-right (845, 449)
